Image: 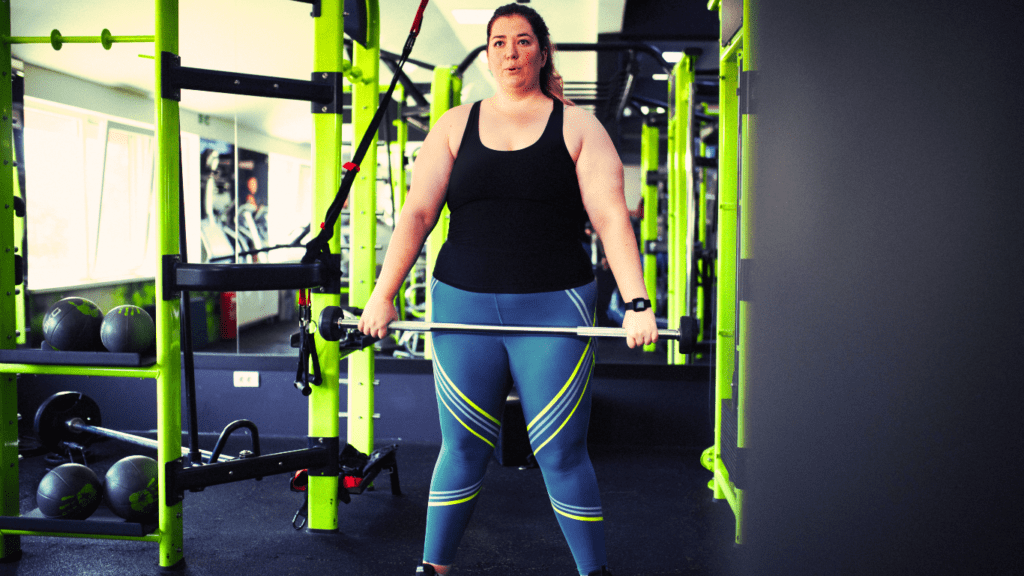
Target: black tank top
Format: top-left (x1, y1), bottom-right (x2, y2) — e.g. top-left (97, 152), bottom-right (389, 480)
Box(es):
top-left (433, 100), bottom-right (594, 293)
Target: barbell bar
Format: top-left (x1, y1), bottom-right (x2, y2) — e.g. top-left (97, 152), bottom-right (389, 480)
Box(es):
top-left (34, 391), bottom-right (237, 463)
top-left (318, 306), bottom-right (699, 354)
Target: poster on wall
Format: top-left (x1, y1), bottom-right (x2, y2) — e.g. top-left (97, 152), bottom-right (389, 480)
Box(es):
top-left (236, 149), bottom-right (270, 262)
top-left (199, 138), bottom-right (235, 263)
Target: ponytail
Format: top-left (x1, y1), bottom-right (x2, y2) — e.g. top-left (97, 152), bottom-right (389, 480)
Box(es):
top-left (545, 42), bottom-right (572, 106)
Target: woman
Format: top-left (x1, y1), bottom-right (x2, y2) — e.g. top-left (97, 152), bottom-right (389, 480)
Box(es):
top-left (358, 4), bottom-right (657, 575)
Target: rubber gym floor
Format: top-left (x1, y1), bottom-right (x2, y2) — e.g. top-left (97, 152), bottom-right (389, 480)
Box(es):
top-left (8, 342), bottom-right (733, 576)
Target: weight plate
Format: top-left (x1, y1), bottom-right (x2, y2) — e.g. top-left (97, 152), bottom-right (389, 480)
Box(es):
top-left (678, 316), bottom-right (699, 354)
top-left (33, 392), bottom-right (102, 453)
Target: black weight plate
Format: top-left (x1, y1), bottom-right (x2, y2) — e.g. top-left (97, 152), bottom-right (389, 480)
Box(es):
top-left (678, 316), bottom-right (700, 354)
top-left (33, 392), bottom-right (102, 452)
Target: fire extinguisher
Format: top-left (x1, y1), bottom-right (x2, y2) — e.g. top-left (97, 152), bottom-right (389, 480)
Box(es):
top-left (220, 292), bottom-right (236, 339)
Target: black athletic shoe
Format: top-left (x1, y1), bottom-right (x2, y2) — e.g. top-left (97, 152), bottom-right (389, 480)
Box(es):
top-left (416, 564), bottom-right (437, 575)
top-left (587, 568), bottom-right (613, 576)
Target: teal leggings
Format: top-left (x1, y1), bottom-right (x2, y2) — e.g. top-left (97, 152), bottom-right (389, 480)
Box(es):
top-left (423, 279), bottom-right (606, 574)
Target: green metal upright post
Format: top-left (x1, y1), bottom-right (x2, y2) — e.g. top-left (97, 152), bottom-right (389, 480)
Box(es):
top-left (667, 74), bottom-right (680, 365)
top-left (307, 0), bottom-right (346, 532)
top-left (714, 45), bottom-right (740, 537)
top-left (733, 0), bottom-right (756, 545)
top-left (154, 0), bottom-right (185, 567)
top-left (11, 161), bottom-right (24, 346)
top-left (639, 122), bottom-right (658, 353)
top-left (424, 65), bottom-right (459, 359)
top-left (667, 55), bottom-right (696, 365)
top-left (391, 85), bottom-right (407, 213)
top-left (0, 0), bottom-right (20, 561)
top-left (703, 0), bottom-right (750, 546)
top-left (391, 86), bottom-right (409, 319)
top-left (347, 0), bottom-right (380, 456)
top-left (696, 101), bottom-right (716, 351)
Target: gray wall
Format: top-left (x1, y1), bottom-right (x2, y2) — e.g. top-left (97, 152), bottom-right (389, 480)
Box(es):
top-left (19, 357), bottom-right (712, 454)
top-left (744, 1), bottom-right (1022, 574)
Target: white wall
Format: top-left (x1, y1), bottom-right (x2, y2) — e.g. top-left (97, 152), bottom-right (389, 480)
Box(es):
top-left (622, 164), bottom-right (642, 211)
top-left (23, 63), bottom-right (312, 160)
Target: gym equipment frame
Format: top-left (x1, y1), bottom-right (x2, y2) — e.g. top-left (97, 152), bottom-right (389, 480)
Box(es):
top-left (0, 0), bottom-right (424, 569)
top-left (666, 52), bottom-right (719, 366)
top-left (702, 0), bottom-right (753, 545)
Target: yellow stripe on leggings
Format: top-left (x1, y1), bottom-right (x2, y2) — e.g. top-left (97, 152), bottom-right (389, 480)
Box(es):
top-left (436, 351), bottom-right (502, 425)
top-left (527, 339), bottom-right (592, 431)
top-left (553, 507), bottom-right (604, 522)
top-left (429, 489), bottom-right (482, 507)
top-left (438, 390), bottom-right (495, 448)
top-left (532, 362), bottom-right (594, 455)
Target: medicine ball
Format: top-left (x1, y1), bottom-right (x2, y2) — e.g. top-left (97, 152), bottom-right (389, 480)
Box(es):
top-left (42, 297), bottom-right (104, 351)
top-left (104, 455), bottom-right (158, 522)
top-left (36, 463), bottom-right (103, 520)
top-left (100, 305), bottom-right (155, 353)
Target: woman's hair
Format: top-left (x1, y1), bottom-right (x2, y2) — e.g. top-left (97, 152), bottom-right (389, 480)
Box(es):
top-left (487, 3), bottom-right (573, 106)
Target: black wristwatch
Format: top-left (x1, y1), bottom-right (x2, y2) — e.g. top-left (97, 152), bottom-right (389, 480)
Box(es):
top-left (624, 298), bottom-right (652, 312)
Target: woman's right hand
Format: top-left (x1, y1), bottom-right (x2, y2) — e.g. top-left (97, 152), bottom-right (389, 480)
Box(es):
top-left (357, 293), bottom-right (399, 339)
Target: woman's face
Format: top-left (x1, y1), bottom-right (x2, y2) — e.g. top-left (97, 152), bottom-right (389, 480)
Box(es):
top-left (487, 14), bottom-right (547, 91)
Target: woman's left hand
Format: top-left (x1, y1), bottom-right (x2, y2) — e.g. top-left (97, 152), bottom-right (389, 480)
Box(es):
top-left (623, 309), bottom-right (659, 349)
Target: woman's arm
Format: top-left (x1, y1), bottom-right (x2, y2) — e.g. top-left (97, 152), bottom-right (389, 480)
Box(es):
top-left (571, 108), bottom-right (659, 349)
top-left (358, 110), bottom-right (458, 338)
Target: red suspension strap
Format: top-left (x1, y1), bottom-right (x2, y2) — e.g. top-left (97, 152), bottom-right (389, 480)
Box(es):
top-left (411, 0), bottom-right (429, 37)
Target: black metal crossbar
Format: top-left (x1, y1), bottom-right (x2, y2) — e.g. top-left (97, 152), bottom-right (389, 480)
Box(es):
top-left (170, 262), bottom-right (327, 294)
top-left (166, 445), bottom-right (335, 506)
top-left (161, 52), bottom-right (336, 107)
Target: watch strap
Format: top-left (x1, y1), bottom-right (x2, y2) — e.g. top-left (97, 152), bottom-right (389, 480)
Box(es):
top-left (625, 298), bottom-right (652, 312)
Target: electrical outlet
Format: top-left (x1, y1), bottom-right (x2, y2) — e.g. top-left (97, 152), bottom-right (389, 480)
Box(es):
top-left (233, 371), bottom-right (260, 388)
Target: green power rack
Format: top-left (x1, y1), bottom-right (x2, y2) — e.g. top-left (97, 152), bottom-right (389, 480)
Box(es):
top-left (703, 0), bottom-right (754, 545)
top-left (0, 0), bottom-right (389, 569)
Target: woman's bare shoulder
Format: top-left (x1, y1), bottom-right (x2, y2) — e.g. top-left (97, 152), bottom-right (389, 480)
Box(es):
top-left (563, 104), bottom-right (603, 131)
top-left (562, 105), bottom-right (607, 161)
top-left (431, 102), bottom-right (475, 157)
top-left (434, 102), bottom-right (474, 131)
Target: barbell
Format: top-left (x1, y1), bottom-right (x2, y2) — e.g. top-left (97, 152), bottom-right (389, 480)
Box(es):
top-left (33, 391), bottom-right (250, 463)
top-left (318, 306), bottom-right (699, 354)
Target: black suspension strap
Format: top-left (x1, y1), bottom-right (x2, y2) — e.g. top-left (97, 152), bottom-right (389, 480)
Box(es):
top-left (293, 1), bottom-right (429, 396)
top-left (293, 289), bottom-right (322, 396)
top-left (301, 0), bottom-right (430, 268)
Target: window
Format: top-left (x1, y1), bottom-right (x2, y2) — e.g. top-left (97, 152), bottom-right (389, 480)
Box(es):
top-left (267, 153), bottom-right (313, 263)
top-left (24, 103), bottom-right (158, 290)
top-left (23, 99), bottom-right (312, 291)
top-left (92, 124), bottom-right (157, 280)
top-left (23, 107), bottom-right (94, 289)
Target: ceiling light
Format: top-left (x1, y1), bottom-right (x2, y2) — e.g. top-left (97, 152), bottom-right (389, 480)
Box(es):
top-left (661, 51), bottom-right (683, 63)
top-left (452, 9), bottom-right (493, 25)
